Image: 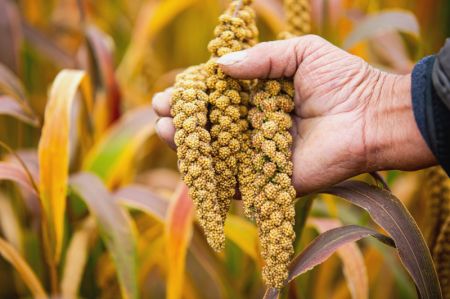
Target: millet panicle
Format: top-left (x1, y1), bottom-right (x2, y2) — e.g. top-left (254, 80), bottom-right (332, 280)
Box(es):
top-left (171, 64), bottom-right (225, 251)
top-left (423, 167), bottom-right (450, 250)
top-left (206, 0), bottom-right (258, 224)
top-left (282, 0), bottom-right (311, 37)
top-left (248, 80), bottom-right (297, 288)
top-left (422, 167), bottom-right (450, 297)
top-left (432, 215), bottom-right (450, 298)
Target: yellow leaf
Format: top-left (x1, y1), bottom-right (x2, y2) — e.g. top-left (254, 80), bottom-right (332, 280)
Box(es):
top-left (70, 173), bottom-right (139, 299)
top-left (83, 107), bottom-right (157, 188)
top-left (61, 217), bottom-right (96, 299)
top-left (0, 237), bottom-right (47, 299)
top-left (38, 69), bottom-right (93, 262)
top-left (224, 214), bottom-right (261, 263)
top-left (165, 183), bottom-right (194, 299)
top-left (0, 194), bottom-right (23, 252)
top-left (117, 0), bottom-right (199, 84)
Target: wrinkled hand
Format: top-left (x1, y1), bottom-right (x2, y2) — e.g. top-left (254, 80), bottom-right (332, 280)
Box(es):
top-left (153, 35), bottom-right (435, 194)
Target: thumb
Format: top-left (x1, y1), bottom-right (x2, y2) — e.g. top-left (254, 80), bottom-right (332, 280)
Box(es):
top-left (216, 35), bottom-right (321, 79)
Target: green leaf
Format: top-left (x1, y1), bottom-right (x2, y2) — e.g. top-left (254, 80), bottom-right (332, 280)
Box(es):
top-left (70, 172), bottom-right (138, 299)
top-left (83, 106), bottom-right (157, 187)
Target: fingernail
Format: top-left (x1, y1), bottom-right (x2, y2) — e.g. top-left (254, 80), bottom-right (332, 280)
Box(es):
top-left (216, 51), bottom-right (247, 65)
top-left (155, 118), bottom-right (161, 134)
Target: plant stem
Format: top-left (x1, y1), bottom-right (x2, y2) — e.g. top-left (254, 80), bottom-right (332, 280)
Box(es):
top-left (40, 218), bottom-right (60, 295)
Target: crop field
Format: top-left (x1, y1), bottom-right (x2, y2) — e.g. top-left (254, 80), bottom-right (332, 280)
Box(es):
top-left (0, 0), bottom-right (448, 298)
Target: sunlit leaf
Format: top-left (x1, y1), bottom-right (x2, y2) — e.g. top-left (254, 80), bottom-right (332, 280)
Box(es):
top-left (114, 185), bottom-right (169, 222)
top-left (0, 237), bottom-right (47, 299)
top-left (38, 69), bottom-right (93, 262)
top-left (165, 183), bottom-right (194, 299)
top-left (83, 106), bottom-right (156, 187)
top-left (325, 180), bottom-right (443, 299)
top-left (224, 215), bottom-right (260, 263)
top-left (343, 10), bottom-right (420, 50)
top-left (70, 172), bottom-right (138, 299)
top-left (117, 0), bottom-right (199, 82)
top-left (264, 225), bottom-right (393, 299)
top-left (61, 217), bottom-right (96, 299)
top-left (309, 218), bottom-right (368, 299)
top-left (137, 235), bottom-right (165, 288)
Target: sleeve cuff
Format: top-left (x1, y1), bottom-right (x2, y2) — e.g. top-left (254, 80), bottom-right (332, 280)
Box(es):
top-left (412, 56), bottom-right (450, 176)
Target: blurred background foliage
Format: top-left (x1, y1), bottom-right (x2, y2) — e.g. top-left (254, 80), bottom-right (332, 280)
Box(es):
top-left (0, 0), bottom-right (448, 298)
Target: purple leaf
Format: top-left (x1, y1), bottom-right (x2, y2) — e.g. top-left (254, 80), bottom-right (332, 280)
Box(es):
top-left (263, 225), bottom-right (392, 299)
top-left (113, 185), bottom-right (169, 222)
top-left (325, 180), bottom-right (442, 299)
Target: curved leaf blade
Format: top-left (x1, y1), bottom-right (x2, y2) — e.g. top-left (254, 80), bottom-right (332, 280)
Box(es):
top-left (38, 69), bottom-right (93, 261)
top-left (61, 217), bottom-right (96, 299)
top-left (83, 106), bottom-right (156, 187)
top-left (114, 185), bottom-right (169, 222)
top-left (325, 180), bottom-right (442, 299)
top-left (84, 25), bottom-right (122, 130)
top-left (0, 95), bottom-right (39, 125)
top-left (309, 218), bottom-right (368, 299)
top-left (264, 225), bottom-right (393, 299)
top-left (0, 63), bottom-right (26, 101)
top-left (69, 172), bottom-right (138, 299)
top-left (0, 161), bottom-right (37, 196)
top-left (117, 0), bottom-right (198, 82)
top-left (224, 215), bottom-right (260, 263)
top-left (343, 10), bottom-right (420, 50)
top-left (0, 64), bottom-right (39, 126)
top-left (165, 183), bottom-right (194, 299)
top-left (0, 194), bottom-right (23, 251)
top-left (288, 226), bottom-right (393, 281)
top-left (0, 237), bottom-right (47, 299)
top-left (0, 0), bottom-right (22, 74)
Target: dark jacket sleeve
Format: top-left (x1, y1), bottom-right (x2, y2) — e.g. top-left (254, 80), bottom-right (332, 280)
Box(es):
top-left (412, 39), bottom-right (450, 176)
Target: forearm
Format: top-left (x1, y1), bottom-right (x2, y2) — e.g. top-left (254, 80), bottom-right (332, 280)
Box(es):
top-left (365, 73), bottom-right (437, 171)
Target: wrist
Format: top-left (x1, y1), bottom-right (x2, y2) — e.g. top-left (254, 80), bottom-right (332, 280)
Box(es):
top-left (365, 72), bottom-right (437, 171)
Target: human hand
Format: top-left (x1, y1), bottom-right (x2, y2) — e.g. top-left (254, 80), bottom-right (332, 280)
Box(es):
top-left (153, 35), bottom-right (436, 194)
